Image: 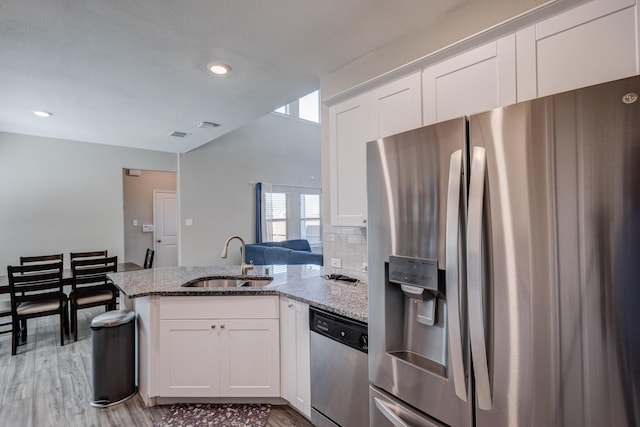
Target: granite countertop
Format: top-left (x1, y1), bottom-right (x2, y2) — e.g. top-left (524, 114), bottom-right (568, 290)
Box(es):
top-left (108, 264), bottom-right (368, 323)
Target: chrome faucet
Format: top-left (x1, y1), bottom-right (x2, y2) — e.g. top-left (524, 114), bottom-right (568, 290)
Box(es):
top-left (220, 235), bottom-right (254, 277)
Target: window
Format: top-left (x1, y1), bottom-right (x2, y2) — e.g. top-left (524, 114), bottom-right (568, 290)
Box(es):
top-left (261, 184), bottom-right (322, 248)
top-left (298, 90), bottom-right (320, 123)
top-left (272, 90), bottom-right (320, 123)
top-left (265, 192), bottom-right (288, 241)
top-left (300, 193), bottom-right (321, 244)
top-left (274, 104), bottom-right (290, 115)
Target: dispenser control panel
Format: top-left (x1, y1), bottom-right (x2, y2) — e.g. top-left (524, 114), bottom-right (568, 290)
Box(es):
top-left (388, 256), bottom-right (438, 291)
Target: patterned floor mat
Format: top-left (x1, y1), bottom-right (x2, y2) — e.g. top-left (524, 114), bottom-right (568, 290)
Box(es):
top-left (155, 403), bottom-right (271, 427)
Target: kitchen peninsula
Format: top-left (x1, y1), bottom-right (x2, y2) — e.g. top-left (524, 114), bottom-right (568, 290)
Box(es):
top-left (108, 265), bottom-right (367, 409)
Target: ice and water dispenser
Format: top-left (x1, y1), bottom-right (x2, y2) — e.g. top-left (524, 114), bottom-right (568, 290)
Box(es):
top-left (385, 255), bottom-right (448, 377)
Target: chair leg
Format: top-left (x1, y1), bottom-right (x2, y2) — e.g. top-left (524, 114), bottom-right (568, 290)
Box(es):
top-left (60, 310), bottom-right (65, 347)
top-left (21, 319), bottom-right (27, 344)
top-left (63, 304), bottom-right (70, 336)
top-left (11, 318), bottom-right (18, 356)
top-left (72, 304), bottom-right (78, 342)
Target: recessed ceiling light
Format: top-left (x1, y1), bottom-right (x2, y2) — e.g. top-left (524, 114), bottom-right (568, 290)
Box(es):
top-left (33, 110), bottom-right (53, 118)
top-left (208, 63), bottom-right (231, 75)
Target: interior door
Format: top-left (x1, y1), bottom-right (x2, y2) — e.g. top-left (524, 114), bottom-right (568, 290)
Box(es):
top-left (153, 190), bottom-right (178, 267)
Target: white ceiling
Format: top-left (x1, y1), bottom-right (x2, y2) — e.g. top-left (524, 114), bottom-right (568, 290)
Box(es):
top-left (0, 0), bottom-right (466, 153)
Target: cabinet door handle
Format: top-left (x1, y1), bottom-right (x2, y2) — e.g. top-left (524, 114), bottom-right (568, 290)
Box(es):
top-left (220, 324), bottom-right (225, 329)
top-left (288, 303), bottom-right (294, 308)
top-left (211, 324), bottom-right (216, 329)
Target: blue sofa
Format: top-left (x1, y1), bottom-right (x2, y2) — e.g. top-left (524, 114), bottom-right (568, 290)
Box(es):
top-left (244, 239), bottom-right (323, 266)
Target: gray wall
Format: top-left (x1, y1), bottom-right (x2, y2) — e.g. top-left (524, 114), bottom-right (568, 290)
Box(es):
top-left (0, 132), bottom-right (177, 269)
top-left (179, 109), bottom-right (321, 267)
top-left (123, 169), bottom-right (177, 266)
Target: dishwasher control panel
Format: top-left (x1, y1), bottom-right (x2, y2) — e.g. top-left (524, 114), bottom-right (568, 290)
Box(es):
top-left (310, 307), bottom-right (368, 353)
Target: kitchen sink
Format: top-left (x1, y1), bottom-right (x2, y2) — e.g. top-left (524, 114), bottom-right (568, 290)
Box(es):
top-left (183, 277), bottom-right (273, 288)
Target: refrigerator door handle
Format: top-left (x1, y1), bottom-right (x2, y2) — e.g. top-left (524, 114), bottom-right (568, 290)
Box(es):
top-left (467, 146), bottom-right (492, 410)
top-left (445, 149), bottom-right (467, 402)
top-left (374, 397), bottom-right (411, 427)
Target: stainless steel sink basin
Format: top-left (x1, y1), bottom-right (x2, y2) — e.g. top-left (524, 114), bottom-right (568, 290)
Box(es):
top-left (183, 277), bottom-right (273, 288)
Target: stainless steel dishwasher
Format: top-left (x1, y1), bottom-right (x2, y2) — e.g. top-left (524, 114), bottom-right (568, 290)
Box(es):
top-left (310, 307), bottom-right (369, 427)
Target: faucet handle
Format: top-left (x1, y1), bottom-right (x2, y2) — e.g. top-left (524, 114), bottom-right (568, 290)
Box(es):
top-left (242, 259), bottom-right (254, 276)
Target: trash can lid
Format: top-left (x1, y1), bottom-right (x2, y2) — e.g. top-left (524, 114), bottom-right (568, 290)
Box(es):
top-left (90, 310), bottom-right (136, 329)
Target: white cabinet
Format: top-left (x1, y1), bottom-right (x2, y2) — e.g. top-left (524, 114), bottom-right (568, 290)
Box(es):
top-left (422, 34), bottom-right (517, 125)
top-left (328, 72), bottom-right (422, 226)
top-left (280, 297), bottom-right (311, 417)
top-left (158, 319), bottom-right (219, 397)
top-left (371, 72), bottom-right (423, 139)
top-left (516, 0), bottom-right (639, 100)
top-left (219, 318), bottom-right (280, 397)
top-left (157, 296), bottom-right (280, 398)
top-left (329, 92), bottom-right (372, 227)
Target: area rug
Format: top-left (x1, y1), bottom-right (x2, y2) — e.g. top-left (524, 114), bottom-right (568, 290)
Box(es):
top-left (155, 403), bottom-right (271, 427)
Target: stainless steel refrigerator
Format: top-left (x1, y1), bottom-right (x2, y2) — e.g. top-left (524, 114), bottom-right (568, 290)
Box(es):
top-left (367, 75), bottom-right (640, 427)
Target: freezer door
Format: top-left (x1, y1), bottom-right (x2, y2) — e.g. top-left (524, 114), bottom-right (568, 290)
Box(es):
top-left (468, 75), bottom-right (640, 427)
top-left (367, 118), bottom-right (472, 427)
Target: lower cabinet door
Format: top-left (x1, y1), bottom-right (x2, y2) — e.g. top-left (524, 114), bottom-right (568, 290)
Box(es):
top-left (293, 301), bottom-right (311, 417)
top-left (158, 319), bottom-right (219, 397)
top-left (218, 318), bottom-right (281, 397)
top-left (280, 298), bottom-right (311, 417)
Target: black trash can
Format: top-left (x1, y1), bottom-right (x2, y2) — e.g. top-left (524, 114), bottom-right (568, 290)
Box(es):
top-left (89, 310), bottom-right (137, 407)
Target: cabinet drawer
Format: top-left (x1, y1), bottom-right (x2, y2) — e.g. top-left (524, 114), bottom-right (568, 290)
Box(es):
top-left (159, 295), bottom-right (279, 320)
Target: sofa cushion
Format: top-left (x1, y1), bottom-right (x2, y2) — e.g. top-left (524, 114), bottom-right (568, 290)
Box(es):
top-left (280, 239), bottom-right (312, 252)
top-left (263, 246), bottom-right (291, 265)
top-left (244, 240), bottom-right (323, 266)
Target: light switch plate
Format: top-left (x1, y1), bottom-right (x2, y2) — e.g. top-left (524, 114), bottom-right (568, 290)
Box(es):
top-left (142, 224), bottom-right (154, 232)
top-left (185, 218), bottom-right (193, 226)
top-left (132, 219), bottom-right (138, 226)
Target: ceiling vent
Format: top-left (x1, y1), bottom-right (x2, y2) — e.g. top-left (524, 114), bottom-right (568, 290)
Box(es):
top-left (169, 131), bottom-right (190, 138)
top-left (198, 121), bottom-right (220, 129)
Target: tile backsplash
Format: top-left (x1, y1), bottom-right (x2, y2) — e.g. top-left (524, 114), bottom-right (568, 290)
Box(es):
top-left (323, 225), bottom-right (368, 282)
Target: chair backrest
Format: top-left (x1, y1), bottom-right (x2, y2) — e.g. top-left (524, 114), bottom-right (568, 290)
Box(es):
top-left (70, 250), bottom-right (108, 261)
top-left (20, 253), bottom-right (64, 266)
top-left (71, 256), bottom-right (118, 291)
top-left (144, 248), bottom-right (155, 269)
top-left (7, 262), bottom-right (65, 307)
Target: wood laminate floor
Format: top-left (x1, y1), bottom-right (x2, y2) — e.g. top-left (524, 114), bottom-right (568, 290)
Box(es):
top-left (0, 306), bottom-right (313, 427)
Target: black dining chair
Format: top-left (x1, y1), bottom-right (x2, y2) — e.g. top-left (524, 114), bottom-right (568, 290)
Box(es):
top-left (70, 250), bottom-right (108, 262)
top-left (7, 261), bottom-right (69, 355)
top-left (70, 256), bottom-right (118, 342)
top-left (20, 253), bottom-right (64, 266)
top-left (17, 253), bottom-right (65, 344)
top-left (143, 248), bottom-right (155, 269)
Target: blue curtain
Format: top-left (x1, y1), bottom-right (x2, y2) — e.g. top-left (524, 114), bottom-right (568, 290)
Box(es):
top-left (255, 182), bottom-right (262, 243)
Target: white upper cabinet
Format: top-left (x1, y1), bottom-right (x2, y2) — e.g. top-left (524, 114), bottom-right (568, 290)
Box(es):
top-left (372, 72), bottom-right (423, 139)
top-left (516, 0), bottom-right (639, 100)
top-left (329, 92), bottom-right (372, 227)
top-left (329, 72), bottom-right (422, 226)
top-left (422, 34), bottom-right (516, 125)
